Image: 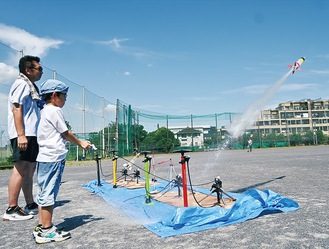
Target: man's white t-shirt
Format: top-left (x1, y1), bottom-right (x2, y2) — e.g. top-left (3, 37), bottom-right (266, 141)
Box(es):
top-left (8, 78), bottom-right (40, 139)
top-left (37, 104), bottom-right (68, 162)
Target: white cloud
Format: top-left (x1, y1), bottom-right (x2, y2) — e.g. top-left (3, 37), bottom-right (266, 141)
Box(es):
top-left (0, 63), bottom-right (17, 84)
top-left (123, 71), bottom-right (131, 76)
top-left (105, 104), bottom-right (116, 112)
top-left (279, 83), bottom-right (319, 91)
top-left (98, 38), bottom-right (129, 49)
top-left (316, 54), bottom-right (329, 59)
top-left (223, 82), bottom-right (318, 96)
top-left (310, 69), bottom-right (329, 75)
top-left (98, 37), bottom-right (154, 58)
top-left (180, 96), bottom-right (220, 102)
top-left (0, 23), bottom-right (64, 64)
top-left (223, 84), bottom-right (268, 95)
top-left (0, 92), bottom-right (8, 129)
top-left (97, 37), bottom-right (184, 60)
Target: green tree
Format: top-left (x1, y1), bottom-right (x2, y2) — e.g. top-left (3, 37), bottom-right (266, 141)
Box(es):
top-left (101, 122), bottom-right (148, 155)
top-left (265, 133), bottom-right (276, 147)
top-left (316, 129), bottom-right (325, 144)
top-left (141, 127), bottom-right (180, 153)
top-left (203, 138), bottom-right (212, 149)
top-left (205, 127), bottom-right (219, 148)
top-left (276, 133), bottom-right (286, 142)
top-left (131, 124), bottom-right (148, 150)
top-left (289, 133), bottom-right (303, 146)
top-left (303, 130), bottom-right (314, 145)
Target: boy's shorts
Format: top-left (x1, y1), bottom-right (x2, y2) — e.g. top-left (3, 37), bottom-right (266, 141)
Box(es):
top-left (11, 136), bottom-right (39, 162)
top-left (36, 159), bottom-right (66, 207)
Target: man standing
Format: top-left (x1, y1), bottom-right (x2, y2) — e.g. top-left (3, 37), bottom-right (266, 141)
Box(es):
top-left (3, 55), bottom-right (43, 221)
top-left (248, 138), bottom-right (253, 152)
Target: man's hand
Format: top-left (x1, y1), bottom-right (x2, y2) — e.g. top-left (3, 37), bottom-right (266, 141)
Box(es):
top-left (18, 135), bottom-right (28, 151)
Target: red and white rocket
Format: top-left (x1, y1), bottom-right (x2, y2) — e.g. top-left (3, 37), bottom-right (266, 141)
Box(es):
top-left (288, 57), bottom-right (305, 74)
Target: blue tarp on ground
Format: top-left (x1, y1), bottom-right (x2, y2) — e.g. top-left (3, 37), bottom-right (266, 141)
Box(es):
top-left (82, 180), bottom-right (299, 237)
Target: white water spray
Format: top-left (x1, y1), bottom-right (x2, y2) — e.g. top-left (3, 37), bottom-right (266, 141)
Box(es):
top-left (228, 69), bottom-right (292, 138)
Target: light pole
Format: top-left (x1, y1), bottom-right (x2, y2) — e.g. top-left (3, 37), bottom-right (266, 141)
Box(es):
top-left (0, 130), bottom-right (4, 162)
top-left (313, 122), bottom-right (318, 145)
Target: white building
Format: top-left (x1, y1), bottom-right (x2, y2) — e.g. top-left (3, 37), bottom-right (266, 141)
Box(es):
top-left (169, 126), bottom-right (215, 148)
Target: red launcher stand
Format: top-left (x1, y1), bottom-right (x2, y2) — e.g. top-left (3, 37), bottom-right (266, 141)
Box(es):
top-left (175, 150), bottom-right (192, 207)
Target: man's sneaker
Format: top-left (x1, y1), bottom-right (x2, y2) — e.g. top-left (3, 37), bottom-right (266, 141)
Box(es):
top-left (3, 206), bottom-right (34, 221)
top-left (35, 226), bottom-right (71, 244)
top-left (24, 202), bottom-right (38, 215)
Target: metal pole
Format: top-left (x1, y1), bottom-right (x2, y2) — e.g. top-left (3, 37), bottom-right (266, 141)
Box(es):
top-left (0, 130), bottom-right (4, 162)
top-left (102, 97), bottom-right (105, 157)
top-left (82, 86), bottom-right (85, 134)
top-left (285, 110), bottom-right (290, 146)
top-left (53, 69), bottom-right (56, 80)
top-left (76, 145), bottom-right (78, 161)
top-left (180, 152), bottom-right (189, 207)
top-left (81, 86), bottom-right (86, 160)
top-left (115, 99), bottom-right (119, 152)
top-left (215, 114), bottom-right (218, 148)
top-left (141, 151), bottom-right (152, 204)
top-left (111, 150), bottom-right (118, 188)
top-left (191, 114), bottom-right (194, 150)
top-left (96, 154), bottom-right (102, 186)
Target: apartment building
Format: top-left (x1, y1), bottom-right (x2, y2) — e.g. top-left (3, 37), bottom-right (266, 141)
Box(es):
top-left (168, 99), bottom-right (329, 149)
top-left (251, 99), bottom-right (329, 135)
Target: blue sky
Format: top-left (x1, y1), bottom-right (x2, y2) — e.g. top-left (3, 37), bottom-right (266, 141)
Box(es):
top-left (1, 0), bottom-right (329, 130)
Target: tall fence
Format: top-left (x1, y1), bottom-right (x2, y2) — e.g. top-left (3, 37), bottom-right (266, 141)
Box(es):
top-left (1, 43), bottom-right (239, 166)
top-left (0, 45), bottom-right (117, 163)
top-left (116, 100), bottom-right (239, 154)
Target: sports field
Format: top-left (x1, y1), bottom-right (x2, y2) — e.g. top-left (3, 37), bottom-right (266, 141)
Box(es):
top-left (1, 146), bottom-right (328, 248)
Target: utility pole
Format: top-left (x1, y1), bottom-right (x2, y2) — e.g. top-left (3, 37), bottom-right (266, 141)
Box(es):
top-left (0, 130), bottom-right (4, 162)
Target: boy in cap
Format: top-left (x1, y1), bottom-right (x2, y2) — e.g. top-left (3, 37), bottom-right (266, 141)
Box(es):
top-left (34, 79), bottom-right (92, 244)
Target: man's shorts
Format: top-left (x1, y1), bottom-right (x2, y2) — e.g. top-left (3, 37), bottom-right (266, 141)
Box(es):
top-left (36, 159), bottom-right (66, 207)
top-left (10, 136), bottom-right (39, 162)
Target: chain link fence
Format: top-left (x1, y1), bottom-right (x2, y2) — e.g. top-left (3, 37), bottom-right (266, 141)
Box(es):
top-left (1, 43), bottom-right (241, 168)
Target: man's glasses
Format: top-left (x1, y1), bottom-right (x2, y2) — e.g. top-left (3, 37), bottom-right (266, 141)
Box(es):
top-left (29, 66), bottom-right (43, 72)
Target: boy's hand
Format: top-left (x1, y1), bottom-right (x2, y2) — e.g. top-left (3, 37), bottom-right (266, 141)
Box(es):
top-left (90, 144), bottom-right (97, 150)
top-left (80, 140), bottom-right (92, 150)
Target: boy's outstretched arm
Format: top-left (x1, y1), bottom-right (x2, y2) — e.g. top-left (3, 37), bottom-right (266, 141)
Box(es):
top-left (61, 130), bottom-right (92, 150)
